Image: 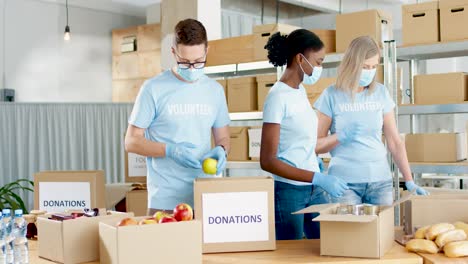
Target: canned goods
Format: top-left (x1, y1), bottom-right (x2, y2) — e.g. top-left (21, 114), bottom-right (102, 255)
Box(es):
top-left (363, 204), bottom-right (379, 215)
top-left (336, 205), bottom-right (349, 215)
top-left (347, 204), bottom-right (364, 215)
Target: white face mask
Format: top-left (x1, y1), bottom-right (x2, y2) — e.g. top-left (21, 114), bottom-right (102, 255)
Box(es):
top-left (359, 68), bottom-right (377, 87)
top-left (299, 54), bottom-right (322, 85)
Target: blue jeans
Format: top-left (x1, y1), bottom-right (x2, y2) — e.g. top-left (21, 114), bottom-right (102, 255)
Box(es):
top-left (274, 181), bottom-right (330, 240)
top-left (330, 179), bottom-right (394, 205)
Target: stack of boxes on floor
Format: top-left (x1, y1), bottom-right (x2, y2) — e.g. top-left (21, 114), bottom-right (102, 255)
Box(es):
top-left (401, 0), bottom-right (468, 164)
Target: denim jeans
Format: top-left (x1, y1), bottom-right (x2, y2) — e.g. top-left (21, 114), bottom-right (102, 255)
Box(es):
top-left (274, 181), bottom-right (330, 240)
top-left (330, 179), bottom-right (394, 205)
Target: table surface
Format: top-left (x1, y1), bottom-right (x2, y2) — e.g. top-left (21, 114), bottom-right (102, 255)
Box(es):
top-left (29, 239), bottom-right (422, 264)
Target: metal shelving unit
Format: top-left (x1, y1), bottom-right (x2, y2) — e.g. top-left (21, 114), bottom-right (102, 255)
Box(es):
top-left (397, 40), bottom-right (468, 181)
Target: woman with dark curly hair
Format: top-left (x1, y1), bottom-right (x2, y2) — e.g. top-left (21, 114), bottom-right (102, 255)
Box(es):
top-left (260, 29), bottom-right (349, 240)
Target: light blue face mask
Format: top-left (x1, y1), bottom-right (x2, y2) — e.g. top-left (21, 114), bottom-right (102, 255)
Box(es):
top-left (299, 54), bottom-right (322, 85)
top-left (177, 67), bottom-right (205, 82)
top-left (359, 68), bottom-right (377, 87)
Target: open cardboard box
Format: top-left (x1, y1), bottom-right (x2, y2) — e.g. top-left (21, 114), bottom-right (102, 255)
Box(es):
top-left (37, 211), bottom-right (132, 264)
top-left (293, 193), bottom-right (412, 258)
top-left (99, 217), bottom-right (202, 264)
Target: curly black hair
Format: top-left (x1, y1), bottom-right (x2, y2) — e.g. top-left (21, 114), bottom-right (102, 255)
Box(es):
top-left (264, 29), bottom-right (324, 67)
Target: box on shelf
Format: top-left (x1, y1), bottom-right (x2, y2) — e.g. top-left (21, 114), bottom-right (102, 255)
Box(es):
top-left (227, 76), bottom-right (257, 112)
top-left (125, 189), bottom-right (148, 216)
top-left (402, 1), bottom-right (440, 46)
top-left (206, 35), bottom-right (255, 66)
top-left (304, 77), bottom-right (336, 106)
top-left (336, 9), bottom-right (393, 53)
top-left (34, 171), bottom-right (106, 213)
top-left (99, 217), bottom-right (202, 264)
top-left (256, 74), bottom-right (277, 111)
top-left (125, 151), bottom-right (147, 183)
top-left (228, 127), bottom-right (249, 161)
top-left (38, 211), bottom-right (132, 264)
top-left (405, 133), bottom-right (467, 162)
top-left (216, 79), bottom-right (228, 101)
top-left (310, 29), bottom-right (336, 54)
top-left (294, 194), bottom-right (411, 258)
top-left (248, 127), bottom-right (262, 161)
top-left (440, 0), bottom-right (468, 42)
top-left (253, 24), bottom-right (300, 61)
top-left (404, 193), bottom-right (468, 235)
top-left (194, 176), bottom-right (275, 253)
top-left (414, 72), bottom-right (468, 104)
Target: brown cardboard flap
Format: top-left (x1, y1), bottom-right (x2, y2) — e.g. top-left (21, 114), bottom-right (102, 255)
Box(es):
top-left (230, 127), bottom-right (246, 137)
top-left (292, 203), bottom-right (338, 215)
top-left (440, 0), bottom-right (468, 9)
top-left (403, 2), bottom-right (439, 13)
top-left (256, 74), bottom-right (277, 83)
top-left (253, 23), bottom-right (299, 34)
top-left (313, 214), bottom-right (378, 223)
top-left (380, 190), bottom-right (414, 213)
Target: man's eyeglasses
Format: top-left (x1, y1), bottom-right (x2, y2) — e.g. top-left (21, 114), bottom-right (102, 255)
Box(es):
top-left (177, 61), bottom-right (206, 69)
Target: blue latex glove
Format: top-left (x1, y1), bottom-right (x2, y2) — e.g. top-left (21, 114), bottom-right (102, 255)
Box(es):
top-left (337, 123), bottom-right (370, 145)
top-left (317, 157), bottom-right (325, 173)
top-left (405, 180), bottom-right (429, 195)
top-left (312, 172), bottom-right (349, 198)
top-left (165, 142), bottom-right (202, 169)
top-left (201, 146), bottom-right (227, 174)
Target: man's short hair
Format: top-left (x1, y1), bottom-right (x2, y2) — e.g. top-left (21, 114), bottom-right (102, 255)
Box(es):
top-left (174, 19), bottom-right (208, 46)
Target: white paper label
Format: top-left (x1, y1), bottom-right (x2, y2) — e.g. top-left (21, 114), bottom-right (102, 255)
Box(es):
top-left (128, 152), bottom-right (147, 177)
top-left (248, 128), bottom-right (262, 158)
top-left (202, 191), bottom-right (269, 243)
top-left (39, 182), bottom-right (91, 212)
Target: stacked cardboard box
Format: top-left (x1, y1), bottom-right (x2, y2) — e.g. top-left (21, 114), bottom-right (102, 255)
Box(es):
top-left (402, 1), bottom-right (440, 46)
top-left (227, 77), bottom-right (257, 113)
top-left (253, 24), bottom-right (300, 61)
top-left (440, 0), bottom-right (468, 42)
top-left (405, 133), bottom-right (467, 162)
top-left (414, 72), bottom-right (468, 104)
top-left (256, 74), bottom-right (277, 111)
top-left (228, 127), bottom-right (249, 161)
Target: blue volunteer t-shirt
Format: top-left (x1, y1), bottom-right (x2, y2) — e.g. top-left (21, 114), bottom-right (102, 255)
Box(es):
top-left (263, 82), bottom-right (319, 186)
top-left (314, 83), bottom-right (395, 183)
top-left (128, 70), bottom-right (230, 210)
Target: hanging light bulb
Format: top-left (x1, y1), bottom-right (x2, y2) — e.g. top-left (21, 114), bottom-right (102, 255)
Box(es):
top-left (64, 0), bottom-right (71, 41)
top-left (64, 25), bottom-right (71, 41)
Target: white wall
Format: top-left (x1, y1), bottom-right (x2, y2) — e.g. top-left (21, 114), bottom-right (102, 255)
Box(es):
top-left (0, 0), bottom-right (145, 102)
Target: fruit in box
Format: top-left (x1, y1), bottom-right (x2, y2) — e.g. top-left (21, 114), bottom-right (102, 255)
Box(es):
top-left (117, 218), bottom-right (137, 226)
top-left (159, 215), bottom-right (177, 223)
top-left (173, 203), bottom-right (193, 221)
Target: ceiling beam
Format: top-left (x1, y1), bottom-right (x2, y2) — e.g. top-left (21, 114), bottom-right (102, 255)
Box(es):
top-left (279, 0), bottom-right (340, 13)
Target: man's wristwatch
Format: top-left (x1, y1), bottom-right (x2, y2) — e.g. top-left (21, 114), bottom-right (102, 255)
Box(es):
top-left (218, 145), bottom-right (228, 157)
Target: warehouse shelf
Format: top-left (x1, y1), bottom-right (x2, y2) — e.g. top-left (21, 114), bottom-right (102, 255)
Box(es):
top-left (398, 103), bottom-right (468, 115)
top-left (229, 112), bottom-right (263, 121)
top-left (410, 162), bottom-right (468, 174)
top-left (397, 40), bottom-right (468, 61)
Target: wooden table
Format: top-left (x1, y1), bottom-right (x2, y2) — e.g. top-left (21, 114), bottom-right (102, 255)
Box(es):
top-left (29, 239), bottom-right (422, 264)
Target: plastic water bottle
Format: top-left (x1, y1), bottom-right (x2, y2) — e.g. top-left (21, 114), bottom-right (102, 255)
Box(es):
top-left (2, 210), bottom-right (13, 264)
top-left (12, 210), bottom-right (28, 264)
top-left (0, 212), bottom-right (6, 264)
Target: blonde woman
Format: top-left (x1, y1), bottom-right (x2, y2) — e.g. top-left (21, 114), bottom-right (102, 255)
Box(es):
top-left (314, 36), bottom-right (428, 206)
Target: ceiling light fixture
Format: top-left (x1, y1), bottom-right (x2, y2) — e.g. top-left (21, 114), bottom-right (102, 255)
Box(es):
top-left (64, 0), bottom-right (71, 41)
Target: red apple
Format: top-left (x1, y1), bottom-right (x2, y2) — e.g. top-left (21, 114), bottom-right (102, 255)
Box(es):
top-left (117, 217), bottom-right (137, 227)
top-left (159, 215), bottom-right (177, 223)
top-left (173, 203), bottom-right (193, 221)
top-left (153, 211), bottom-right (168, 222)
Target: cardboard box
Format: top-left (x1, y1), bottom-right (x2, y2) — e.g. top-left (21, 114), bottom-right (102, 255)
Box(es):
top-left (194, 176), bottom-right (275, 253)
top-left (310, 29), bottom-right (336, 54)
top-left (125, 151), bottom-right (147, 183)
top-left (414, 72), bottom-right (468, 104)
top-left (37, 211), bottom-right (132, 264)
top-left (228, 127), bottom-right (249, 161)
top-left (293, 195), bottom-right (410, 258)
top-left (34, 171), bottom-right (106, 213)
top-left (253, 24), bottom-right (300, 61)
top-left (405, 133), bottom-right (467, 162)
top-left (216, 79), bottom-right (227, 101)
top-left (404, 194), bottom-right (468, 235)
top-left (99, 217), bottom-right (202, 264)
top-left (256, 74), bottom-right (277, 111)
top-left (227, 76), bottom-right (257, 112)
top-left (440, 0), bottom-right (468, 42)
top-left (206, 35), bottom-right (255, 66)
top-left (248, 127), bottom-right (262, 161)
top-left (304, 77), bottom-right (336, 106)
top-left (125, 189), bottom-right (148, 217)
top-left (336, 10), bottom-right (393, 53)
top-left (402, 1), bottom-right (440, 46)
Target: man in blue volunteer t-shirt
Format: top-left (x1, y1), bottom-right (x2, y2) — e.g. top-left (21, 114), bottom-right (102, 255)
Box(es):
top-left (125, 19), bottom-right (230, 214)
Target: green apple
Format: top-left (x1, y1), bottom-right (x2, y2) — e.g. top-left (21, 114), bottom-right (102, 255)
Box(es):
top-left (202, 158), bottom-right (218, 174)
